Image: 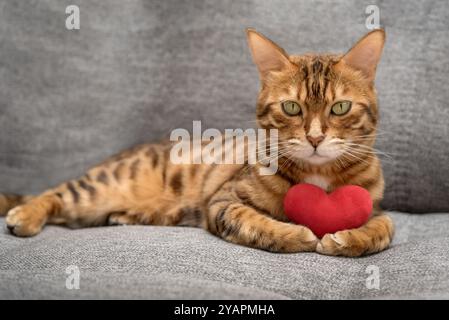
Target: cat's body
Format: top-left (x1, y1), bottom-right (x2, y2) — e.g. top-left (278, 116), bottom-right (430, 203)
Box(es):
top-left (0, 30), bottom-right (394, 257)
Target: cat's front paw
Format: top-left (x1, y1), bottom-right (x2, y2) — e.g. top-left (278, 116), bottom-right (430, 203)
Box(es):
top-left (316, 215), bottom-right (393, 257)
top-left (297, 226), bottom-right (320, 252)
top-left (5, 206), bottom-right (45, 237)
top-left (107, 212), bottom-right (137, 226)
top-left (316, 230), bottom-right (367, 257)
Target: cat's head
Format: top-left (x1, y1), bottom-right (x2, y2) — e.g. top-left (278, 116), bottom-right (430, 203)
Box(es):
top-left (247, 29), bottom-right (385, 167)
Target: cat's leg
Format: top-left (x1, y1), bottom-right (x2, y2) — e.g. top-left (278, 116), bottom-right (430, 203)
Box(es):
top-left (5, 193), bottom-right (63, 236)
top-left (5, 170), bottom-right (134, 236)
top-left (316, 213), bottom-right (394, 257)
top-left (207, 189), bottom-right (318, 253)
top-left (4, 180), bottom-right (166, 237)
top-left (107, 212), bottom-right (138, 226)
top-left (4, 143), bottom-right (201, 236)
top-left (5, 189), bottom-right (193, 236)
top-left (0, 194), bottom-right (32, 216)
top-left (106, 203), bottom-right (193, 226)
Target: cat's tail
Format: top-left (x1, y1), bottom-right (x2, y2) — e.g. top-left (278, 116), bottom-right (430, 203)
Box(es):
top-left (0, 193), bottom-right (33, 216)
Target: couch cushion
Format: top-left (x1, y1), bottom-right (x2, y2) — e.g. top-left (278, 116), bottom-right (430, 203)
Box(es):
top-left (0, 0), bottom-right (448, 213)
top-left (1, 212), bottom-right (449, 299)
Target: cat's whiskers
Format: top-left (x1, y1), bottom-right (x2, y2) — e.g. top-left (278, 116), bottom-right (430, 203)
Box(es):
top-left (257, 143), bottom-right (301, 164)
top-left (254, 143), bottom-right (293, 158)
top-left (344, 143), bottom-right (395, 159)
top-left (253, 143), bottom-right (289, 159)
top-left (343, 147), bottom-right (389, 160)
top-left (342, 146), bottom-right (395, 165)
top-left (276, 149), bottom-right (297, 173)
top-left (334, 156), bottom-right (346, 170)
top-left (340, 151), bottom-right (373, 166)
top-left (256, 147), bottom-right (295, 163)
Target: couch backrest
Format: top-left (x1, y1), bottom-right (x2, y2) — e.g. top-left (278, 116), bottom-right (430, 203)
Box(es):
top-left (1, 0), bottom-right (448, 212)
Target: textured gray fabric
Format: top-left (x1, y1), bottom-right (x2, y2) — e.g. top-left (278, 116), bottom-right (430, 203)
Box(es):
top-left (0, 0), bottom-right (448, 212)
top-left (1, 212), bottom-right (449, 299)
top-left (0, 0), bottom-right (448, 300)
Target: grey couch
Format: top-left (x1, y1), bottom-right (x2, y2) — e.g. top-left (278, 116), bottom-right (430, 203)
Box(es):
top-left (1, 0), bottom-right (448, 299)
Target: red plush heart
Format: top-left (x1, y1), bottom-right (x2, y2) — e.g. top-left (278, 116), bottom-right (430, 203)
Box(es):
top-left (283, 183), bottom-right (372, 238)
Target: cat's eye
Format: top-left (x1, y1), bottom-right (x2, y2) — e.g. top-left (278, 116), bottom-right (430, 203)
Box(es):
top-left (281, 101), bottom-right (301, 116)
top-left (331, 101), bottom-right (352, 116)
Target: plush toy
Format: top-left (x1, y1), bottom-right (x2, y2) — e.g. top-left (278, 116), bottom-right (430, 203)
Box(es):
top-left (283, 183), bottom-right (372, 238)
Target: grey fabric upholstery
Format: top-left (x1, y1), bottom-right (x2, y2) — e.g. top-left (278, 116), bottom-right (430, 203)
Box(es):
top-left (1, 0), bottom-right (448, 299)
top-left (1, 212), bottom-right (449, 299)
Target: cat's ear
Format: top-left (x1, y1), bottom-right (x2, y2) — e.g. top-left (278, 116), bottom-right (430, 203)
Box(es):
top-left (339, 29), bottom-right (385, 82)
top-left (246, 29), bottom-right (293, 78)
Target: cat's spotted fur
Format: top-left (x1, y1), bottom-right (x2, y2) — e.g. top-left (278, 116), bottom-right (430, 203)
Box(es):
top-left (0, 29), bottom-right (394, 257)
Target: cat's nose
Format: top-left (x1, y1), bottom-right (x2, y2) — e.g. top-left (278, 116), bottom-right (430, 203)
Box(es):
top-left (306, 135), bottom-right (325, 148)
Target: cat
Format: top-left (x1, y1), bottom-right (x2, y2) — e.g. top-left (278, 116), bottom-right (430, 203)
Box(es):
top-left (0, 29), bottom-right (394, 257)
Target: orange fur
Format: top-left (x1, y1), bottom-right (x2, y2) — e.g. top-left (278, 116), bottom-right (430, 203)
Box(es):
top-left (0, 29), bottom-right (393, 257)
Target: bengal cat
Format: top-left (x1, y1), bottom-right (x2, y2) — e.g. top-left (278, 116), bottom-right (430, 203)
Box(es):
top-left (0, 29), bottom-right (394, 257)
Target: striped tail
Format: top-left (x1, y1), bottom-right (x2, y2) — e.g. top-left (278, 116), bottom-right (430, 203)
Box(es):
top-left (0, 193), bottom-right (31, 216)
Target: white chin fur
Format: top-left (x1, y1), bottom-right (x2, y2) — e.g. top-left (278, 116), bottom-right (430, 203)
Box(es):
top-left (289, 150), bottom-right (333, 165)
top-left (303, 154), bottom-right (332, 165)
